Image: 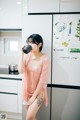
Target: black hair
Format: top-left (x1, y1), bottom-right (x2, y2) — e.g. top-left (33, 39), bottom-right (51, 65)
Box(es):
top-left (26, 34), bottom-right (43, 52)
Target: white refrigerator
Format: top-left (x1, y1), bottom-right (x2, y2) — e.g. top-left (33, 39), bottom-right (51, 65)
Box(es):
top-left (52, 14), bottom-right (80, 120)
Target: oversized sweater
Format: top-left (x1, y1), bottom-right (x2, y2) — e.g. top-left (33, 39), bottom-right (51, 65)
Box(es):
top-left (22, 52), bottom-right (50, 106)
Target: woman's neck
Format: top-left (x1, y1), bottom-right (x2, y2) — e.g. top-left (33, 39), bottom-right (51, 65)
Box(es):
top-left (32, 51), bottom-right (43, 58)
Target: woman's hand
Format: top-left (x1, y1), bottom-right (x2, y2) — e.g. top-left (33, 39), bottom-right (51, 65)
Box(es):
top-left (27, 96), bottom-right (36, 105)
top-left (21, 45), bottom-right (25, 54)
top-left (18, 45), bottom-right (25, 74)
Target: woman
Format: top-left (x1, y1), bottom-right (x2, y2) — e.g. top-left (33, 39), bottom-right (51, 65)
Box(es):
top-left (18, 34), bottom-right (50, 120)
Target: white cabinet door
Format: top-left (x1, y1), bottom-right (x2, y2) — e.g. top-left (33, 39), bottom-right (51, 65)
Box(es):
top-left (0, 93), bottom-right (17, 112)
top-left (17, 81), bottom-right (22, 113)
top-left (0, 79), bottom-right (18, 93)
top-left (0, 79), bottom-right (17, 87)
top-left (28, 0), bottom-right (59, 13)
top-left (60, 0), bottom-right (80, 12)
top-left (0, 0), bottom-right (22, 29)
top-left (22, 15), bottom-right (52, 84)
top-left (0, 79), bottom-right (18, 112)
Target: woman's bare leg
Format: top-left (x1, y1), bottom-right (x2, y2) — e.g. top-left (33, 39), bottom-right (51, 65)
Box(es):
top-left (26, 93), bottom-right (44, 120)
top-left (25, 105), bottom-right (29, 120)
top-left (25, 105), bottom-right (29, 111)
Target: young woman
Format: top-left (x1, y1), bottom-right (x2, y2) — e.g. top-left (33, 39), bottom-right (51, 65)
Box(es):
top-left (18, 34), bottom-right (50, 120)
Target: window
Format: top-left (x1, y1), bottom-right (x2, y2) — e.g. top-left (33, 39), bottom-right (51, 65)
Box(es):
top-left (3, 37), bottom-right (21, 55)
top-left (10, 41), bottom-right (18, 51)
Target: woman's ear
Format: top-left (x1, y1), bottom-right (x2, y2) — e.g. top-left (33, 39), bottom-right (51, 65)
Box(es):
top-left (38, 43), bottom-right (42, 48)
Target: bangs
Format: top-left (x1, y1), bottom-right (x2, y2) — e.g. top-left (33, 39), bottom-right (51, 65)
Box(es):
top-left (26, 34), bottom-right (43, 51)
top-left (26, 38), bottom-right (38, 45)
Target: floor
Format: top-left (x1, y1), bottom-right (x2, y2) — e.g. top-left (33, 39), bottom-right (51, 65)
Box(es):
top-left (0, 112), bottom-right (22, 120)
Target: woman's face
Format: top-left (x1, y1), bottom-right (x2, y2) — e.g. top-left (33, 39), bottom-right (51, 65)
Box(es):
top-left (28, 39), bottom-right (40, 53)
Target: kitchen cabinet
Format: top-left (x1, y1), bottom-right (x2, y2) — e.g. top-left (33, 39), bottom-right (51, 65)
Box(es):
top-left (60, 0), bottom-right (80, 12)
top-left (0, 79), bottom-right (18, 112)
top-left (0, 94), bottom-right (17, 112)
top-left (22, 15), bottom-right (52, 84)
top-left (0, 74), bottom-right (22, 114)
top-left (17, 81), bottom-right (22, 113)
top-left (0, 0), bottom-right (22, 29)
top-left (27, 0), bottom-right (59, 13)
top-left (0, 78), bottom-right (22, 114)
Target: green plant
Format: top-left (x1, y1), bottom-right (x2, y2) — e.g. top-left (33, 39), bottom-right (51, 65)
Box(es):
top-left (75, 19), bottom-right (80, 41)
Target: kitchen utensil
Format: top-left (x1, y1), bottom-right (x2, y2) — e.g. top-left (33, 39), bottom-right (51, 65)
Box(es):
top-left (9, 64), bottom-right (18, 72)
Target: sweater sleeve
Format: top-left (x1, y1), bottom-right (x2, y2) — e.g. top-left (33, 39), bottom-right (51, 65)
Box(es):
top-left (33, 55), bottom-right (50, 98)
top-left (23, 52), bottom-right (31, 71)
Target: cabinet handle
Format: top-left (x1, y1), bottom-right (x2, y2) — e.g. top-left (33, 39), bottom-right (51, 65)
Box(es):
top-left (0, 92), bottom-right (18, 95)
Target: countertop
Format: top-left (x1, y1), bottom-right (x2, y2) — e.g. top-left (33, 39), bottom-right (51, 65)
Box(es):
top-left (0, 74), bottom-right (22, 80)
top-left (0, 74), bottom-right (51, 86)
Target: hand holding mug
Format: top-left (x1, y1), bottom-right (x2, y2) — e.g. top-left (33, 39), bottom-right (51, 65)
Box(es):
top-left (22, 45), bottom-right (32, 54)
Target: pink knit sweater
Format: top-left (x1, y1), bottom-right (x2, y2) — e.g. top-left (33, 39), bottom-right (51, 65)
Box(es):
top-left (22, 52), bottom-right (50, 106)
